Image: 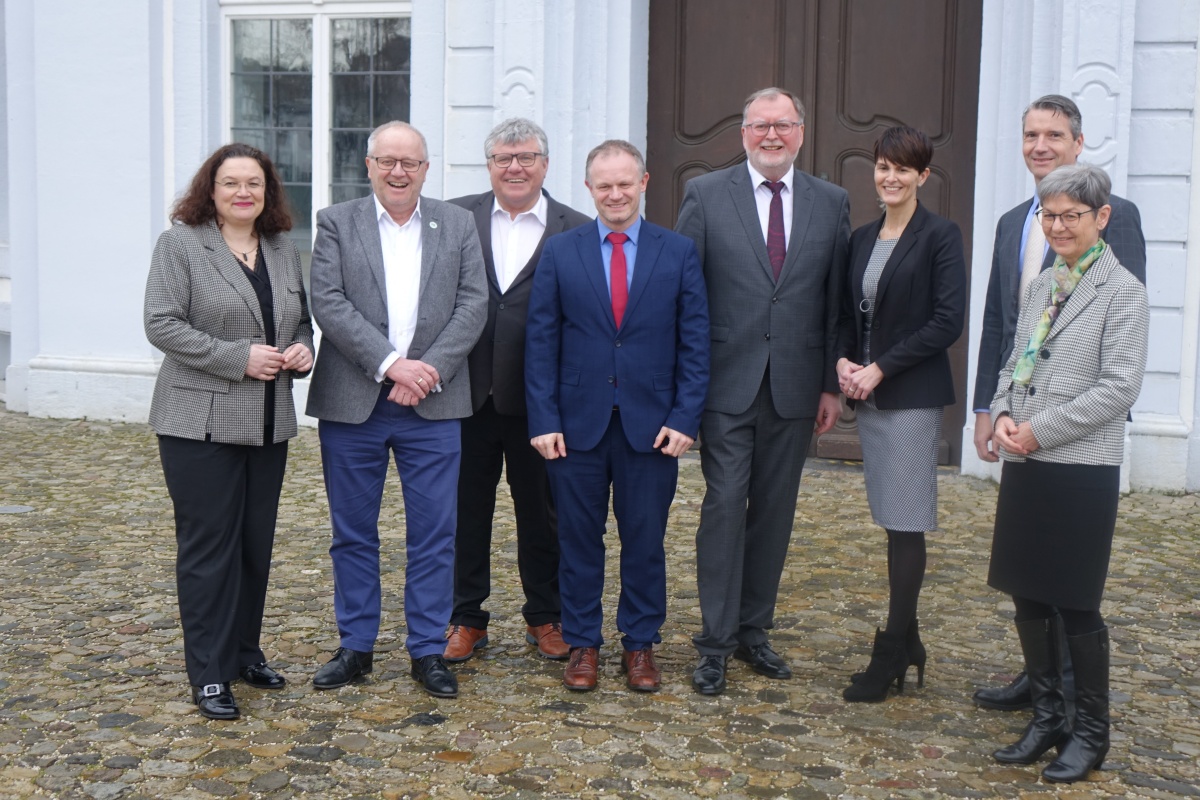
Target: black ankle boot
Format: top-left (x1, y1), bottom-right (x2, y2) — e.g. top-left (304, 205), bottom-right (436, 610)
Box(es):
top-left (1043, 627), bottom-right (1110, 783)
top-left (843, 629), bottom-right (909, 703)
top-left (993, 618), bottom-right (1069, 764)
top-left (852, 619), bottom-right (925, 686)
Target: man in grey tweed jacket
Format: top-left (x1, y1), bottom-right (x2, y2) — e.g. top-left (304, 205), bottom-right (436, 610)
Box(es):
top-left (305, 121), bottom-right (487, 698)
top-left (675, 88), bottom-right (850, 695)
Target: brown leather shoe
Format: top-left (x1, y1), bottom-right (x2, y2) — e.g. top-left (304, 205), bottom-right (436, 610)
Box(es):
top-left (444, 625), bottom-right (488, 663)
top-left (526, 622), bottom-right (570, 660)
top-left (622, 647), bottom-right (661, 692)
top-left (563, 647), bottom-right (599, 691)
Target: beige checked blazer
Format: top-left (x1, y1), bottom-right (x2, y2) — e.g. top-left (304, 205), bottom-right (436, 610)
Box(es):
top-left (144, 221), bottom-right (314, 445)
top-left (991, 245), bottom-right (1148, 466)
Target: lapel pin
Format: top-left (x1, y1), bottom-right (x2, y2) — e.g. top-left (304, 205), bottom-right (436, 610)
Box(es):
top-left (429, 221), bottom-right (438, 229)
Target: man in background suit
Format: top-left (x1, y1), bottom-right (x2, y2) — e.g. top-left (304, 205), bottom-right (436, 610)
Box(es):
top-left (444, 118), bottom-right (590, 663)
top-left (971, 94), bottom-right (1146, 711)
top-left (526, 140), bottom-right (709, 692)
top-left (676, 87), bottom-right (850, 696)
top-left (306, 121), bottom-right (487, 698)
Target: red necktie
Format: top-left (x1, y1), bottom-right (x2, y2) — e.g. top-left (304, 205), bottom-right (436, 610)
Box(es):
top-left (765, 180), bottom-right (786, 281)
top-left (608, 231), bottom-right (629, 327)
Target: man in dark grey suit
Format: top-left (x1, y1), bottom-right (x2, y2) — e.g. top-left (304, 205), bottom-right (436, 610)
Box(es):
top-left (972, 95), bottom-right (1146, 710)
top-left (676, 87), bottom-right (850, 695)
top-left (306, 121), bottom-right (487, 698)
top-left (443, 118), bottom-right (590, 663)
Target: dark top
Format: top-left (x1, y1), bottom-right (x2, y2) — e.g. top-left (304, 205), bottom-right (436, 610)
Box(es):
top-left (239, 246), bottom-right (276, 430)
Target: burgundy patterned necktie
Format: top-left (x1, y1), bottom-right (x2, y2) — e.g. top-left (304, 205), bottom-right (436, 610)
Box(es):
top-left (764, 180), bottom-right (786, 281)
top-left (607, 231), bottom-right (629, 327)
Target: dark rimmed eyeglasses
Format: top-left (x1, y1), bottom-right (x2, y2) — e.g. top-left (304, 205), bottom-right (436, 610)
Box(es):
top-left (1037, 208), bottom-right (1097, 228)
top-left (368, 156), bottom-right (426, 172)
top-left (743, 120), bottom-right (799, 136)
top-left (487, 152), bottom-right (544, 168)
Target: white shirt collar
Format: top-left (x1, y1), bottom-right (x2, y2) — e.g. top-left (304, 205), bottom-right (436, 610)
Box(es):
top-left (491, 192), bottom-right (548, 225)
top-left (746, 162), bottom-right (795, 192)
top-left (373, 194), bottom-right (423, 228)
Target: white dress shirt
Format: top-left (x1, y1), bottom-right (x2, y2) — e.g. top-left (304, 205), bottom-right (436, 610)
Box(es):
top-left (746, 162), bottom-right (795, 247)
top-left (491, 193), bottom-right (547, 293)
top-left (373, 195), bottom-right (424, 381)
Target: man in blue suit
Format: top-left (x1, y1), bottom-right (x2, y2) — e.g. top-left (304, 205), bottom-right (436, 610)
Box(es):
top-left (525, 140), bottom-right (709, 692)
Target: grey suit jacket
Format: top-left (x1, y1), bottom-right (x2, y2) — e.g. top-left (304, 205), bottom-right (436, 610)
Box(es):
top-left (973, 194), bottom-right (1145, 410)
top-left (447, 190), bottom-right (591, 415)
top-left (991, 246), bottom-right (1148, 465)
top-left (144, 221), bottom-right (314, 445)
top-left (305, 195), bottom-right (488, 424)
top-left (676, 164), bottom-right (850, 419)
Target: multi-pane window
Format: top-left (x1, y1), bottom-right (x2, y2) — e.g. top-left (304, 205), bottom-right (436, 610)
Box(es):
top-left (224, 7), bottom-right (411, 278)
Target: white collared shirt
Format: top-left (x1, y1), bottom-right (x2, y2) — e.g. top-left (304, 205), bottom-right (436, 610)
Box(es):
top-left (746, 162), bottom-right (795, 247)
top-left (491, 193), bottom-right (547, 293)
top-left (374, 194), bottom-right (424, 381)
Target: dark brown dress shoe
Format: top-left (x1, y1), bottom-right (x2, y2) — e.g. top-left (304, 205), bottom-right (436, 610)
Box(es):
top-left (563, 647), bottom-right (599, 691)
top-left (444, 625), bottom-right (488, 662)
top-left (621, 647), bottom-right (661, 692)
top-left (526, 622), bottom-right (570, 659)
top-left (239, 661), bottom-right (286, 690)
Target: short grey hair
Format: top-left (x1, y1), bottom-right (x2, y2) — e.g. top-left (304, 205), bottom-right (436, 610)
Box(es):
top-left (585, 140), bottom-right (645, 180)
top-left (743, 87), bottom-right (806, 126)
top-left (1022, 94), bottom-right (1083, 140)
top-left (366, 121), bottom-right (428, 160)
top-left (484, 118), bottom-right (549, 158)
top-left (1037, 163), bottom-right (1111, 209)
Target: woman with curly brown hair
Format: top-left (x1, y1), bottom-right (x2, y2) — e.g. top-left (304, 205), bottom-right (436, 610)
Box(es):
top-left (144, 143), bottom-right (313, 720)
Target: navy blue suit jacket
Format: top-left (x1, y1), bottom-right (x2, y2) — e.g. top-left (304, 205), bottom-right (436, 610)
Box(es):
top-left (525, 219), bottom-right (710, 453)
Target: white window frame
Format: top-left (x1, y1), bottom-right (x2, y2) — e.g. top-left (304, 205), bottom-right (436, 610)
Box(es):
top-left (219, 1), bottom-right (413, 241)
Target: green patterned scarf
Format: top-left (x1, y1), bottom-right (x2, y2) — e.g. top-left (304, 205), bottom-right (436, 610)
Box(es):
top-left (1011, 239), bottom-right (1106, 385)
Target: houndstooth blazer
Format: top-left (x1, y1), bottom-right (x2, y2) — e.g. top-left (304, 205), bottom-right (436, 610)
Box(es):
top-left (990, 245), bottom-right (1148, 465)
top-left (144, 221), bottom-right (314, 446)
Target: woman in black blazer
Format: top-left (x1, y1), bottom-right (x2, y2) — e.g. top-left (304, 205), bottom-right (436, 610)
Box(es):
top-left (835, 126), bottom-right (966, 702)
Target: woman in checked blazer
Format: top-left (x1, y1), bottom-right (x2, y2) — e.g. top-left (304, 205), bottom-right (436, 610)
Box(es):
top-left (145, 143), bottom-right (314, 720)
top-left (986, 164), bottom-right (1148, 783)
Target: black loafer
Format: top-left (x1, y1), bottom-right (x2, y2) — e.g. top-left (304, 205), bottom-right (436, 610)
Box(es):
top-left (692, 654), bottom-right (728, 696)
top-left (411, 654), bottom-right (458, 698)
top-left (192, 683), bottom-right (239, 720)
top-left (239, 661), bottom-right (287, 690)
top-left (313, 647), bottom-right (373, 690)
top-left (734, 642), bottom-right (793, 679)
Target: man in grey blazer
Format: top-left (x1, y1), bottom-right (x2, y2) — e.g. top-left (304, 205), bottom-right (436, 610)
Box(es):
top-left (676, 87), bottom-right (850, 695)
top-left (443, 118), bottom-right (590, 663)
top-left (971, 95), bottom-right (1146, 710)
top-left (306, 121), bottom-right (487, 698)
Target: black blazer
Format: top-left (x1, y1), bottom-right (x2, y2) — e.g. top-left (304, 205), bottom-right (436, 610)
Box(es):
top-left (447, 190), bottom-right (591, 416)
top-left (836, 202), bottom-right (967, 410)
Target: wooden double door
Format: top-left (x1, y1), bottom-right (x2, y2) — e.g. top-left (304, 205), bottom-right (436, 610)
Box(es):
top-left (646, 0), bottom-right (983, 465)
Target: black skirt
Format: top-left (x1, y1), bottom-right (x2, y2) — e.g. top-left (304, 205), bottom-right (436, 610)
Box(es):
top-left (987, 459), bottom-right (1120, 610)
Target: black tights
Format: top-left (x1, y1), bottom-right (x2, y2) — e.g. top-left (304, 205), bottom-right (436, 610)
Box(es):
top-left (1012, 596), bottom-right (1103, 636)
top-left (884, 530), bottom-right (926, 636)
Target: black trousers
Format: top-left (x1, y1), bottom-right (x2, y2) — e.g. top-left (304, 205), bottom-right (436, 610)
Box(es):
top-left (452, 398), bottom-right (560, 628)
top-left (159, 434), bottom-right (288, 687)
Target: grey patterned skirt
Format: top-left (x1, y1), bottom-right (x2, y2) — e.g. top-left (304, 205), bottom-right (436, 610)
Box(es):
top-left (856, 400), bottom-right (942, 532)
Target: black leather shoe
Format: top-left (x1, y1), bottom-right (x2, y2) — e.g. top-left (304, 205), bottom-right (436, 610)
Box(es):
top-left (313, 647), bottom-right (373, 690)
top-left (973, 671), bottom-right (1032, 710)
top-left (239, 661), bottom-right (287, 690)
top-left (192, 683), bottom-right (239, 720)
top-left (692, 655), bottom-right (728, 696)
top-left (411, 654), bottom-right (458, 698)
top-left (733, 642), bottom-right (793, 679)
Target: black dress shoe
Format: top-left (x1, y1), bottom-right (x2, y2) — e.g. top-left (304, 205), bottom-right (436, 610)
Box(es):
top-left (733, 642), bottom-right (793, 679)
top-left (239, 661), bottom-right (287, 690)
top-left (192, 683), bottom-right (239, 720)
top-left (693, 654), bottom-right (728, 696)
top-left (411, 654), bottom-right (458, 698)
top-left (313, 647), bottom-right (373, 690)
top-left (973, 671), bottom-right (1032, 710)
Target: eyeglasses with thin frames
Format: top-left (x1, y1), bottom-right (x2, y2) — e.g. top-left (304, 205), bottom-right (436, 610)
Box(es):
top-left (215, 180), bottom-right (265, 192)
top-left (368, 156), bottom-right (426, 172)
top-left (744, 120), bottom-right (799, 136)
top-left (1037, 208), bottom-right (1097, 228)
top-left (487, 152), bottom-right (544, 168)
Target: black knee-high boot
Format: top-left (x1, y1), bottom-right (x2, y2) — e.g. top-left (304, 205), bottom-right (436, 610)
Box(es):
top-left (993, 618), bottom-right (1069, 764)
top-left (1042, 627), bottom-right (1109, 783)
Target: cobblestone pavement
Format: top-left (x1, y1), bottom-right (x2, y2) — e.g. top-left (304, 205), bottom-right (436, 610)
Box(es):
top-left (1, 407), bottom-right (1198, 799)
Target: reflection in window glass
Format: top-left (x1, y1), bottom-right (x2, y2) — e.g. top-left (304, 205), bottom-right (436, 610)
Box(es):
top-left (231, 18), bottom-right (313, 278)
top-left (330, 18), bottom-right (411, 204)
